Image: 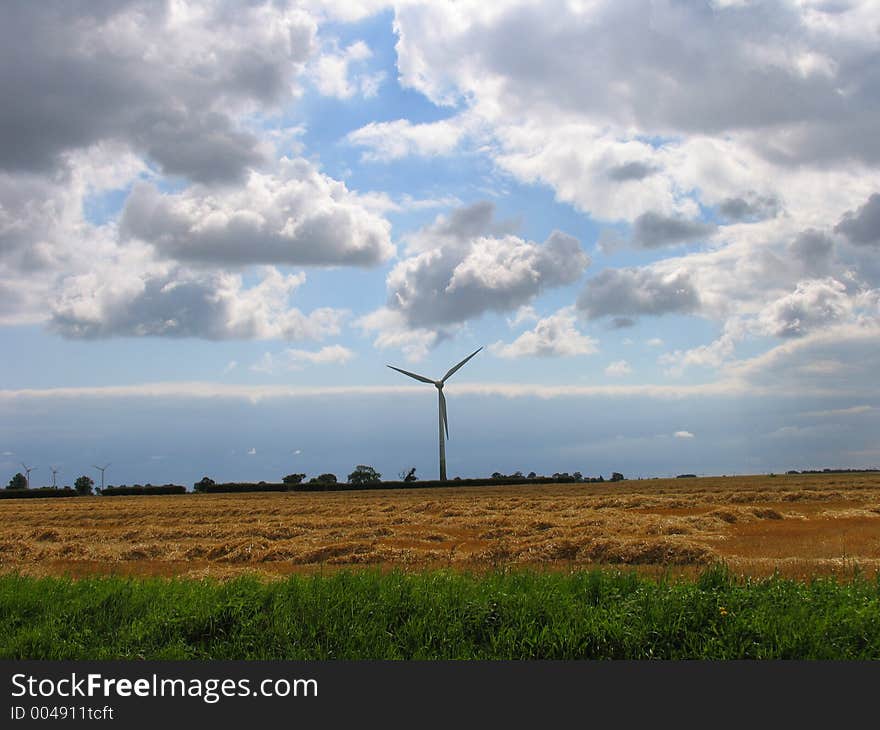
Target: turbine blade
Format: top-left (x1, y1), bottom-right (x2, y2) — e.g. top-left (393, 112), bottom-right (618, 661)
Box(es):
top-left (441, 346), bottom-right (483, 383)
top-left (387, 364), bottom-right (436, 384)
top-left (439, 388), bottom-right (449, 440)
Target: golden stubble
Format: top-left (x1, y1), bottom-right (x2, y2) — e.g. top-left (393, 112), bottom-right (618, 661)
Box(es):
top-left (1, 473), bottom-right (878, 580)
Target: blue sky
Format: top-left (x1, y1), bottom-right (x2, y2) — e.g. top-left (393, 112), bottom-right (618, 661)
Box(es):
top-left (1, 1), bottom-right (879, 487)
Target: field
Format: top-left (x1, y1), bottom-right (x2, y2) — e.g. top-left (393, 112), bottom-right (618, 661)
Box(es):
top-left (2, 472), bottom-right (879, 579)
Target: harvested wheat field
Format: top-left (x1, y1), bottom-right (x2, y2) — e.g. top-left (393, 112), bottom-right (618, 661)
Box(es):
top-left (2, 472), bottom-right (879, 580)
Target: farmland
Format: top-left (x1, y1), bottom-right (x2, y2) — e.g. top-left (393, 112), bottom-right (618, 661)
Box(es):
top-left (1, 472), bottom-right (878, 580)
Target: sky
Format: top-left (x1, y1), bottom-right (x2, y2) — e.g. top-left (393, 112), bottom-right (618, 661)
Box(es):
top-left (1, 0), bottom-right (879, 488)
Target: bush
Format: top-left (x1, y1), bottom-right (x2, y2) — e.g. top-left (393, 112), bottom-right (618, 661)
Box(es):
top-left (200, 483), bottom-right (285, 494)
top-left (100, 484), bottom-right (186, 496)
top-left (309, 473), bottom-right (338, 485)
top-left (282, 473), bottom-right (306, 485)
top-left (74, 475), bottom-right (94, 496)
top-left (610, 472), bottom-right (624, 482)
top-left (0, 488), bottom-right (77, 500)
top-left (348, 465), bottom-right (381, 486)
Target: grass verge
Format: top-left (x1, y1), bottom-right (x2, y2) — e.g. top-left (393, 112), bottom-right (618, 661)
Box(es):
top-left (1, 565), bottom-right (878, 659)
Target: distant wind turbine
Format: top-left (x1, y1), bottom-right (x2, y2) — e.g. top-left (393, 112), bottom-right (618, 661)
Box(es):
top-left (93, 463), bottom-right (110, 491)
top-left (20, 463), bottom-right (35, 489)
top-left (50, 465), bottom-right (59, 488)
top-left (387, 347), bottom-right (482, 481)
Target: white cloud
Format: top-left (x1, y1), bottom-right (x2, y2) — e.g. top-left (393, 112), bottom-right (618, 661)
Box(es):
top-left (355, 307), bottom-right (441, 362)
top-left (605, 360), bottom-right (632, 377)
top-left (799, 405), bottom-right (873, 418)
top-left (491, 308), bottom-right (598, 358)
top-left (755, 278), bottom-right (854, 338)
top-left (0, 380), bottom-right (755, 404)
top-left (251, 345), bottom-right (355, 373)
top-left (347, 116), bottom-right (470, 162)
top-left (247, 447), bottom-right (257, 455)
top-left (674, 431), bottom-right (695, 439)
top-left (311, 40), bottom-right (383, 99)
top-left (659, 318), bottom-right (747, 376)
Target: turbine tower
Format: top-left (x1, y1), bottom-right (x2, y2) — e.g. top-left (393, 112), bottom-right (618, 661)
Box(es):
top-left (93, 463), bottom-right (110, 491)
top-left (50, 466), bottom-right (59, 488)
top-left (20, 463), bottom-right (35, 489)
top-left (387, 347), bottom-right (482, 481)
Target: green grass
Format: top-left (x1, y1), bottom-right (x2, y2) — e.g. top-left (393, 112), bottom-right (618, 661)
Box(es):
top-left (1, 566), bottom-right (879, 659)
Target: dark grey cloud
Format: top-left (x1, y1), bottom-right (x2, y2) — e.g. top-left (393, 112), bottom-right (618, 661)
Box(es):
top-left (718, 194), bottom-right (781, 223)
top-left (789, 230), bottom-right (835, 277)
top-left (609, 317), bottom-right (636, 329)
top-left (576, 268), bottom-right (700, 320)
top-left (834, 193), bottom-right (880, 247)
top-left (0, 2), bottom-right (313, 182)
top-left (133, 111), bottom-right (265, 185)
top-left (631, 212), bottom-right (715, 249)
top-left (387, 202), bottom-right (589, 327)
top-left (606, 161), bottom-right (657, 182)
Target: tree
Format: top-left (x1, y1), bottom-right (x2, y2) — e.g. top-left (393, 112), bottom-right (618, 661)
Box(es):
top-left (7, 472), bottom-right (27, 490)
top-left (193, 476), bottom-right (215, 492)
top-left (610, 472), bottom-right (624, 482)
top-left (282, 473), bottom-right (306, 485)
top-left (74, 475), bottom-right (94, 496)
top-left (309, 473), bottom-right (337, 485)
top-left (348, 465), bottom-right (381, 486)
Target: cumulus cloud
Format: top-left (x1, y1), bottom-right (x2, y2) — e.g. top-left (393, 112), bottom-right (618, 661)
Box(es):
top-left (576, 268), bottom-right (700, 320)
top-left (120, 158), bottom-right (393, 267)
top-left (385, 202), bottom-right (589, 329)
top-left (490, 308), bottom-right (598, 358)
top-left (756, 278), bottom-right (853, 338)
top-left (251, 344), bottom-right (355, 373)
top-left (50, 266), bottom-right (345, 341)
top-left (674, 431), bottom-right (695, 439)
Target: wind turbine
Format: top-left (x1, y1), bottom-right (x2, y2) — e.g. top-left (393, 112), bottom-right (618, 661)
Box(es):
top-left (387, 347), bottom-right (482, 481)
top-left (50, 465), bottom-right (59, 488)
top-left (20, 463), bottom-right (35, 489)
top-left (93, 463), bottom-right (110, 491)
